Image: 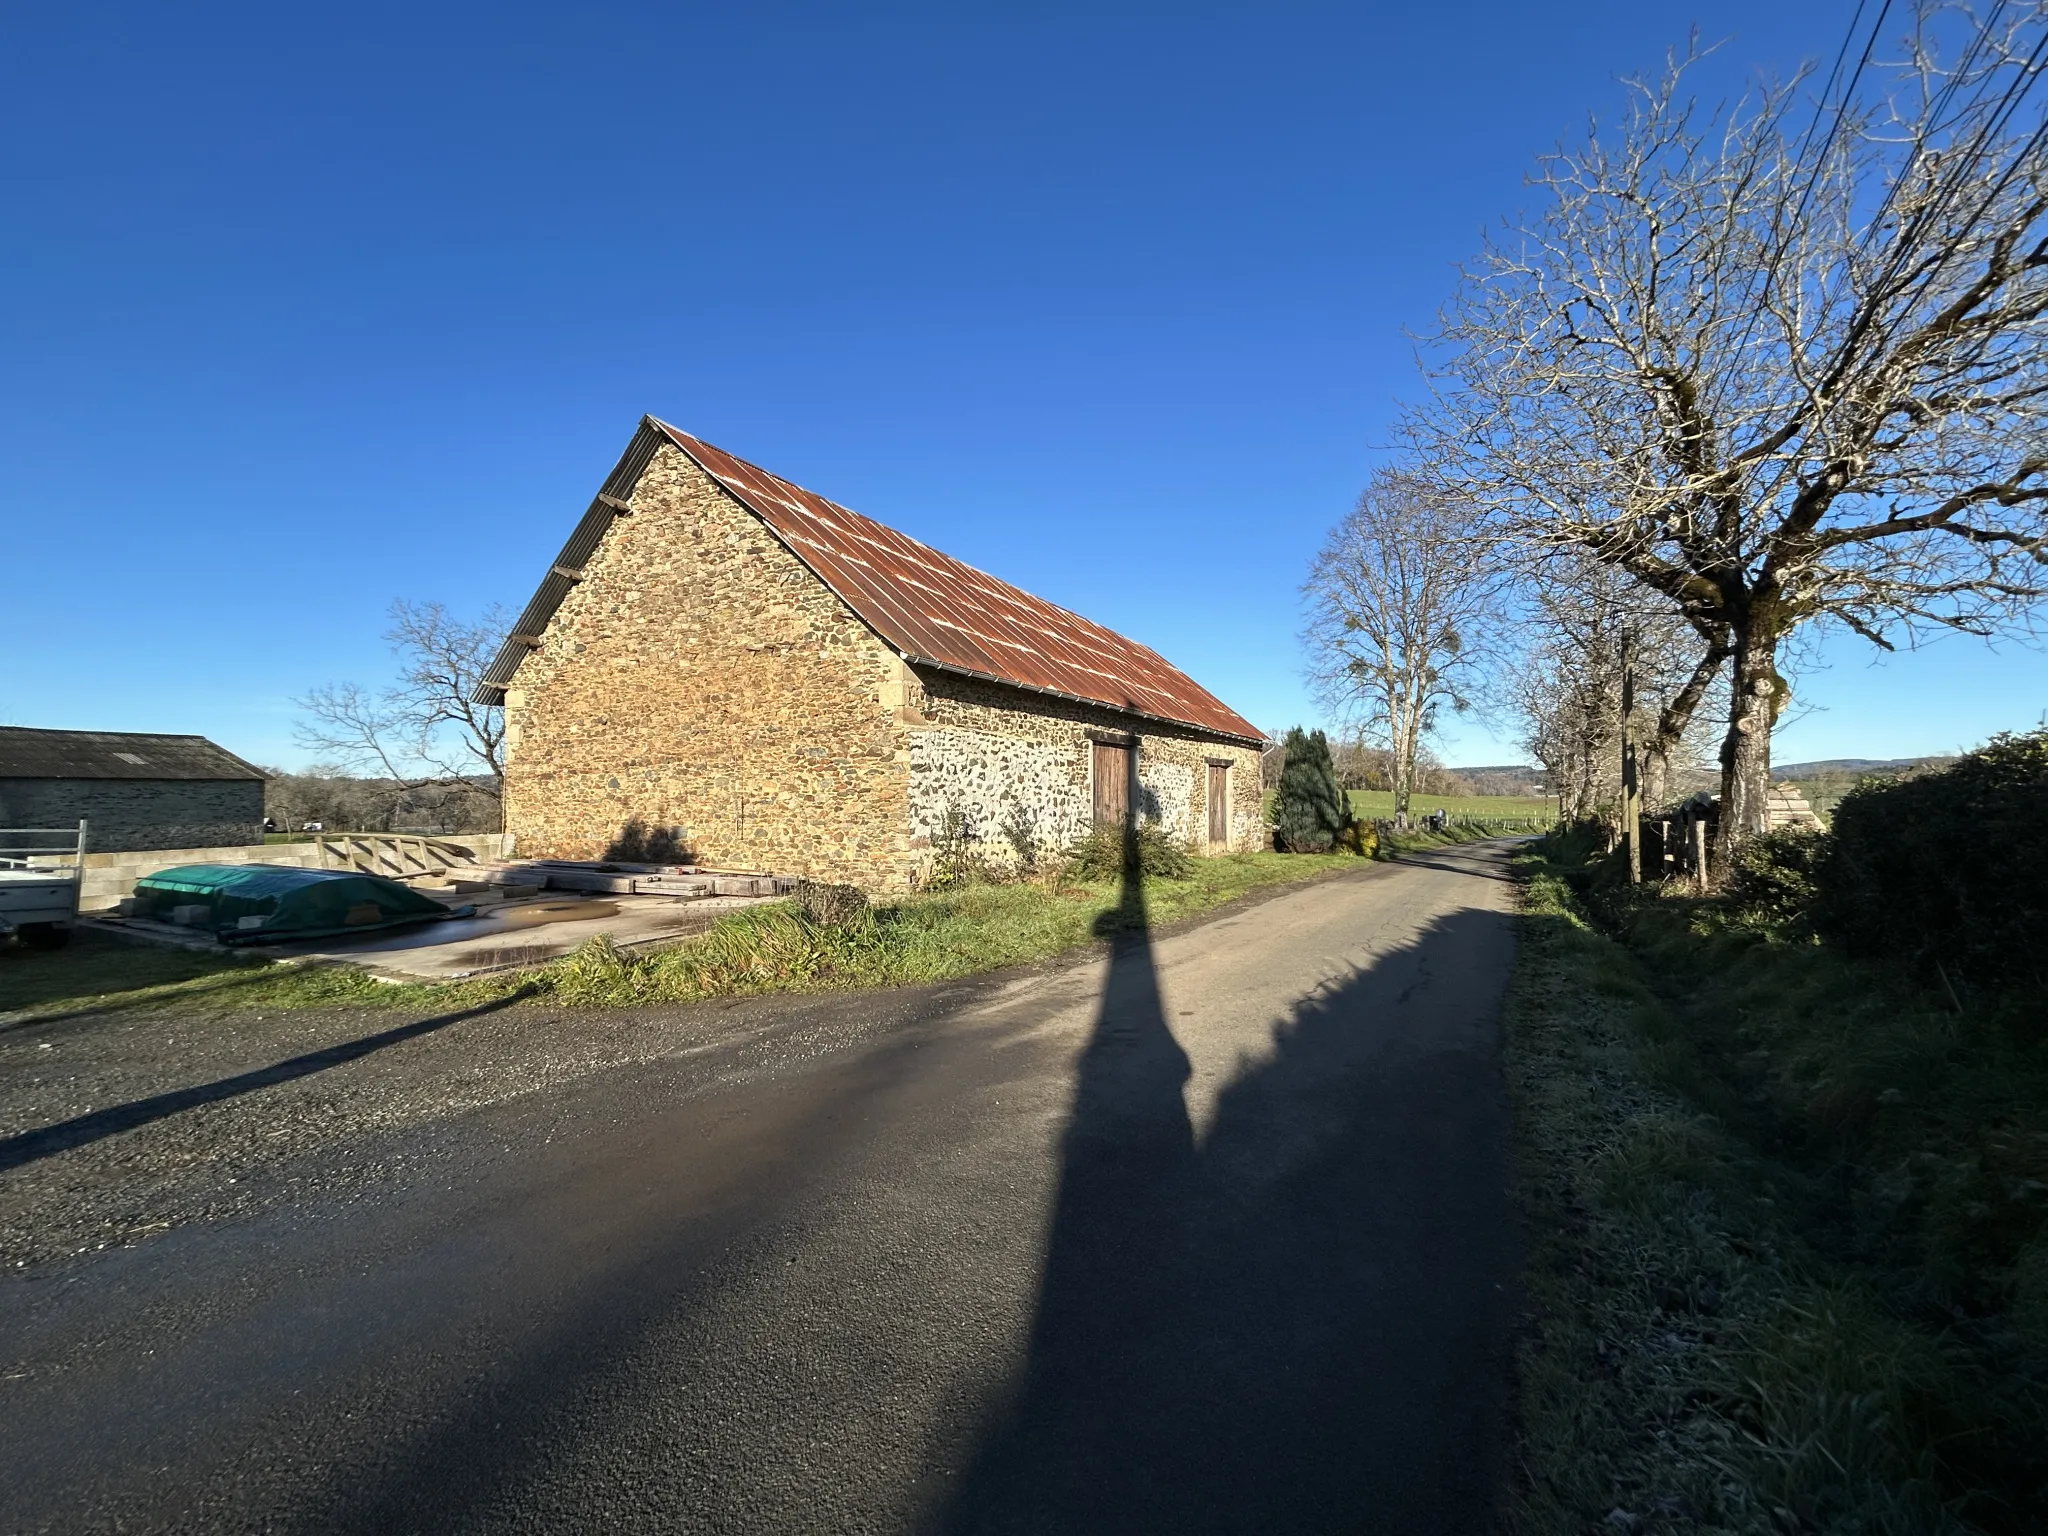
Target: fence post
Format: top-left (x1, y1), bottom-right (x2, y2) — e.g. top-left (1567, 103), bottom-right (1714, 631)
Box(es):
top-left (1692, 817), bottom-right (1709, 889)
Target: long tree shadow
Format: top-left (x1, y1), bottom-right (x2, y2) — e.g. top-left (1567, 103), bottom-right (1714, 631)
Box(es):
top-left (938, 833), bottom-right (1516, 1533)
top-left (0, 993), bottom-right (531, 1173)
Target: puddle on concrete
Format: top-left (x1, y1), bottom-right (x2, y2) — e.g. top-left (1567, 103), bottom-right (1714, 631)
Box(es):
top-left (493, 901), bottom-right (621, 927)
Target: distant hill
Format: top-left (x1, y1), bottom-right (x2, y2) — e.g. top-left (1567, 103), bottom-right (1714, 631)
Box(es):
top-left (1775, 755), bottom-right (1955, 779)
top-left (1449, 764), bottom-right (1549, 796)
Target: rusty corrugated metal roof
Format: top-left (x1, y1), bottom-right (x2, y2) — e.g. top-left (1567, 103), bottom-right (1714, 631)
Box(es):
top-left (650, 421), bottom-right (1264, 744)
top-left (478, 418), bottom-right (1264, 745)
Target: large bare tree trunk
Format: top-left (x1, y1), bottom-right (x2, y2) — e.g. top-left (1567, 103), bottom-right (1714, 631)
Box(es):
top-left (1718, 621), bottom-right (1786, 859)
top-left (1641, 749), bottom-right (1671, 815)
top-left (1389, 706), bottom-right (1416, 828)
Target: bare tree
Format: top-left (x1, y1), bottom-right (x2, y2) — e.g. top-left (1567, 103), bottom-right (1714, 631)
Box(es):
top-left (1509, 556), bottom-right (1729, 812)
top-left (1303, 467), bottom-right (1500, 825)
top-left (1417, 9), bottom-right (2048, 853)
top-left (297, 600), bottom-right (508, 822)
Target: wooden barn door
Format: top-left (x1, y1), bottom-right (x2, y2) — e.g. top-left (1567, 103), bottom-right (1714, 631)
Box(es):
top-left (1207, 762), bottom-right (1229, 844)
top-left (1092, 741), bottom-right (1133, 828)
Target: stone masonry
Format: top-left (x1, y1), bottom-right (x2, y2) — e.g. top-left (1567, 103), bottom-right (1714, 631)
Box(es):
top-left (505, 443), bottom-right (914, 884)
top-left (502, 441), bottom-right (1264, 890)
top-left (0, 778), bottom-right (263, 853)
top-left (908, 670), bottom-right (1263, 871)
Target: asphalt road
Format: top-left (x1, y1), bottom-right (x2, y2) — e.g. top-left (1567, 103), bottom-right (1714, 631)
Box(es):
top-left (0, 844), bottom-right (1520, 1534)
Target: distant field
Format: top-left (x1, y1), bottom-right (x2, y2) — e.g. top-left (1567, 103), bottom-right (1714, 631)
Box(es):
top-left (1347, 791), bottom-right (1553, 820)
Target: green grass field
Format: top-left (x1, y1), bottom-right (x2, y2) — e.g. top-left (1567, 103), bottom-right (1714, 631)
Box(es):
top-left (1346, 790), bottom-right (1553, 820)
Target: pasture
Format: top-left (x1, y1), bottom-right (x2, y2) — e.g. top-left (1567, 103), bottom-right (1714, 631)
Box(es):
top-left (1347, 790), bottom-right (1553, 821)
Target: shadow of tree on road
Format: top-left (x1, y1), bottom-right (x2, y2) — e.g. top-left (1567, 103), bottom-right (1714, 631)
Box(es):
top-left (935, 837), bottom-right (1516, 1535)
top-left (221, 838), bottom-right (1516, 1534)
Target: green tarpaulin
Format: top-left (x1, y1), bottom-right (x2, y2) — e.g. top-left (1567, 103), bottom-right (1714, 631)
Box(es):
top-left (131, 864), bottom-right (463, 944)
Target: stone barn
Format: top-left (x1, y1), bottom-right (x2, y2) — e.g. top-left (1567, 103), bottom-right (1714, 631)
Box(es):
top-left (477, 418), bottom-right (1267, 889)
top-left (0, 728), bottom-right (266, 851)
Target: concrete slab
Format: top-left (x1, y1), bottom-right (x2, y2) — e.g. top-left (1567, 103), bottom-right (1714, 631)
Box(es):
top-left (291, 894), bottom-right (770, 980)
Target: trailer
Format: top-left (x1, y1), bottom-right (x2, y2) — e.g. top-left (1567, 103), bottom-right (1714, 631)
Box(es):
top-left (0, 820), bottom-right (87, 949)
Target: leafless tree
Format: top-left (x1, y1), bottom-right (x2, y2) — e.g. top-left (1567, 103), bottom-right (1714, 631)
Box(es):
top-left (1302, 467), bottom-right (1500, 824)
top-left (296, 600), bottom-right (507, 822)
top-left (1508, 556), bottom-right (1729, 813)
top-left (1416, 7), bottom-right (2048, 853)
top-left (1329, 738), bottom-right (1469, 796)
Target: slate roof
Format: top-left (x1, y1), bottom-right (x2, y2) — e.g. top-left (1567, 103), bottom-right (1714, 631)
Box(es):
top-left (0, 728), bottom-right (267, 782)
top-left (478, 418), bottom-right (1264, 745)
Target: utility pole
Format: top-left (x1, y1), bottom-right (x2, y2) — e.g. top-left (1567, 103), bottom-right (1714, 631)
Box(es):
top-left (1620, 625), bottom-right (1641, 883)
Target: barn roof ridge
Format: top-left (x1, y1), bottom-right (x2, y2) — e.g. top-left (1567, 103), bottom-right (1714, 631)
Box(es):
top-left (0, 727), bottom-right (267, 782)
top-left (479, 419), bottom-right (1263, 745)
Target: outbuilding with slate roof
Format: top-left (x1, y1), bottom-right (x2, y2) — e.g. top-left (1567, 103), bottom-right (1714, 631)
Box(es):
top-left (479, 418), bottom-right (1267, 889)
top-left (0, 728), bottom-right (267, 852)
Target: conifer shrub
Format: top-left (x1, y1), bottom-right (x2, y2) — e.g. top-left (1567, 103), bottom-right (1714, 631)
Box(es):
top-left (1272, 727), bottom-right (1353, 853)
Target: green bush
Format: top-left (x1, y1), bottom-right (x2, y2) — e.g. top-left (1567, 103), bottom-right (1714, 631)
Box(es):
top-left (1061, 822), bottom-right (1193, 882)
top-left (1725, 825), bottom-right (1828, 935)
top-left (1817, 729), bottom-right (2048, 1001)
top-left (1333, 819), bottom-right (1379, 857)
top-left (1273, 727), bottom-right (1352, 853)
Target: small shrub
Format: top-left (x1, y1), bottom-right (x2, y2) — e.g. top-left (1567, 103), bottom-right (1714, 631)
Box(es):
top-left (1273, 727), bottom-right (1352, 852)
top-left (1334, 820), bottom-right (1380, 857)
top-left (794, 879), bottom-right (871, 929)
top-left (927, 806), bottom-right (1003, 888)
top-left (998, 798), bottom-right (1041, 875)
top-left (1725, 826), bottom-right (1828, 935)
top-left (1061, 823), bottom-right (1194, 882)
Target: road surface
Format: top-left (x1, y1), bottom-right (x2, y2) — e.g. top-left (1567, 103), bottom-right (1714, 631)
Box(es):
top-left (0, 843), bottom-right (1520, 1533)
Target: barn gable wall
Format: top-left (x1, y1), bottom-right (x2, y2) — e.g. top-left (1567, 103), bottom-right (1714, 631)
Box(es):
top-left (501, 442), bottom-right (917, 886)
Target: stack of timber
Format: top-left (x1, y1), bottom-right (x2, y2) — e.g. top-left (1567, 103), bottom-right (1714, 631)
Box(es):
top-left (471, 859), bottom-right (796, 899)
top-left (1764, 782), bottom-right (1824, 829)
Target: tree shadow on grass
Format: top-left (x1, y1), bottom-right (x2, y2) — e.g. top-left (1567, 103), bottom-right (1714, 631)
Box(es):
top-left (0, 932), bottom-right (265, 1022)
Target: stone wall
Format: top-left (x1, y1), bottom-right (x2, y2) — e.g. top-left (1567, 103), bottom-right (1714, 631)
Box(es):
top-left (907, 669), bottom-right (1265, 871)
top-left (501, 442), bottom-right (919, 887)
top-left (0, 778), bottom-right (263, 853)
top-left (908, 726), bottom-right (1089, 865)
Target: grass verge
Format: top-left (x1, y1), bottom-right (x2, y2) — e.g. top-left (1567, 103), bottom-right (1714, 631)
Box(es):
top-left (1503, 840), bottom-right (2046, 1535)
top-left (0, 837), bottom-right (1490, 1021)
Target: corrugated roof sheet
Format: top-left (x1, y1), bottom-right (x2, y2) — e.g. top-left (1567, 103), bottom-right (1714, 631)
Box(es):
top-left (479, 419), bottom-right (1265, 745)
top-left (0, 728), bottom-right (267, 782)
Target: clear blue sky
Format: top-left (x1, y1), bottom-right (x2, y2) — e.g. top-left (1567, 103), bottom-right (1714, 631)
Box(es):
top-left (3, 2), bottom-right (2039, 770)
